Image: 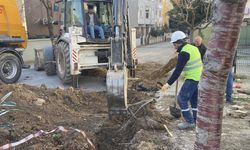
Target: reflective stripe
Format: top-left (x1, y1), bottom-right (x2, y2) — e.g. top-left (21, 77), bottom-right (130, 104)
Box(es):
top-left (186, 58), bottom-right (201, 67)
top-left (183, 63), bottom-right (203, 71)
top-left (181, 108), bottom-right (190, 112)
top-left (192, 108), bottom-right (198, 111)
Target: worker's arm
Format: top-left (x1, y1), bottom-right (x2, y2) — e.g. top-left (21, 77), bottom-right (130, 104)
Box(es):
top-left (95, 13), bottom-right (101, 25)
top-left (167, 52), bottom-right (190, 85)
top-left (200, 44), bottom-right (207, 61)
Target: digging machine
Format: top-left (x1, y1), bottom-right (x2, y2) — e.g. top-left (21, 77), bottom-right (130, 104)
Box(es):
top-left (0, 0), bottom-right (27, 83)
top-left (44, 0), bottom-right (137, 116)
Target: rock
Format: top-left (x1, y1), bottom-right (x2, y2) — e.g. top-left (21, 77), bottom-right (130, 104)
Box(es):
top-left (68, 87), bottom-right (74, 91)
top-left (233, 83), bottom-right (241, 89)
top-left (223, 107), bottom-right (230, 117)
top-left (235, 79), bottom-right (242, 83)
top-left (34, 98), bottom-right (46, 106)
top-left (40, 84), bottom-right (47, 90)
top-left (232, 105), bottom-right (244, 110)
top-left (228, 110), bottom-right (248, 118)
top-left (137, 116), bottom-right (164, 130)
top-left (136, 141), bottom-right (158, 150)
top-left (56, 86), bottom-right (64, 90)
top-left (36, 115), bottom-right (42, 120)
top-left (235, 110), bottom-right (248, 114)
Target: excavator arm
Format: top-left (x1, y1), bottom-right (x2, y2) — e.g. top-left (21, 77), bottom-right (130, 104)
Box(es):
top-left (106, 0), bottom-right (134, 117)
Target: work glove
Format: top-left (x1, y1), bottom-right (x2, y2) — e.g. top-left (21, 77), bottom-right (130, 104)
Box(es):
top-left (155, 83), bottom-right (170, 98)
top-left (161, 83), bottom-right (170, 92)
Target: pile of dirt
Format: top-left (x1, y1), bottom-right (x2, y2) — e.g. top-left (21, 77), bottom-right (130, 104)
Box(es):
top-left (131, 63), bottom-right (168, 92)
top-left (149, 55), bottom-right (178, 80)
top-left (0, 84), bottom-right (107, 149)
top-left (1, 62), bottom-right (250, 150)
top-left (0, 83), bottom-right (174, 149)
top-left (224, 102), bottom-right (250, 119)
top-left (95, 89), bottom-right (174, 150)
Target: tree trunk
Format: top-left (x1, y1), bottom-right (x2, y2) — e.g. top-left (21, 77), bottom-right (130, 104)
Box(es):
top-left (41, 0), bottom-right (54, 44)
top-left (194, 0), bottom-right (247, 150)
top-left (46, 2), bottom-right (54, 44)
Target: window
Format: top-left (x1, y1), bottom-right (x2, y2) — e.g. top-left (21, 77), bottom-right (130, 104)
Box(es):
top-left (65, 0), bottom-right (84, 27)
top-left (245, 8), bottom-right (250, 14)
top-left (145, 9), bottom-right (149, 19)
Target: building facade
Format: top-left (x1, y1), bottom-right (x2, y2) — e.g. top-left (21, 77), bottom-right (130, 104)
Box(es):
top-left (162, 0), bottom-right (172, 27)
top-left (128, 0), bottom-right (169, 43)
top-left (244, 0), bottom-right (250, 19)
top-left (17, 0), bottom-right (170, 40)
top-left (16, 0), bottom-right (59, 39)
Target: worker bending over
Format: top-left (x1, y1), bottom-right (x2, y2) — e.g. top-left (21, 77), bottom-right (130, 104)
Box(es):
top-left (162, 31), bottom-right (203, 130)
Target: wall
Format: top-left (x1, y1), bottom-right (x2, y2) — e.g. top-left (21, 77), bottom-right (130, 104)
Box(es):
top-left (155, 0), bottom-right (163, 27)
top-left (16, 0), bottom-right (60, 39)
top-left (162, 0), bottom-right (171, 26)
top-left (244, 0), bottom-right (250, 19)
top-left (137, 0), bottom-right (156, 25)
top-left (128, 0), bottom-right (139, 28)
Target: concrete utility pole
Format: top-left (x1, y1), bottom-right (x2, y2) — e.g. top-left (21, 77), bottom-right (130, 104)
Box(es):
top-left (194, 0), bottom-right (247, 149)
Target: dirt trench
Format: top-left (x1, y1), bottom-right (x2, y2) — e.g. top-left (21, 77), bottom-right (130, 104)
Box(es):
top-left (1, 63), bottom-right (249, 149)
top-left (95, 90), bottom-right (176, 150)
top-left (0, 83), bottom-right (175, 149)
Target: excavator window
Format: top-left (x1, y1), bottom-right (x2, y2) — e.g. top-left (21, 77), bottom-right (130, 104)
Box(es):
top-left (65, 0), bottom-right (84, 28)
top-left (56, 0), bottom-right (113, 39)
top-left (83, 1), bottom-right (112, 38)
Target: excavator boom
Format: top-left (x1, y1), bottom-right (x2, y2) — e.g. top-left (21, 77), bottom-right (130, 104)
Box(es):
top-left (106, 0), bottom-right (133, 117)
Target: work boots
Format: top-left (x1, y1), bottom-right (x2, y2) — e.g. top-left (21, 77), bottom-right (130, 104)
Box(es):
top-left (177, 122), bottom-right (195, 130)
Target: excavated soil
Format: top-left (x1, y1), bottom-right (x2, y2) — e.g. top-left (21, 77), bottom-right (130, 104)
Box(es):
top-left (0, 63), bottom-right (250, 150)
top-left (0, 84), bottom-right (108, 149)
top-left (0, 82), bottom-right (175, 150)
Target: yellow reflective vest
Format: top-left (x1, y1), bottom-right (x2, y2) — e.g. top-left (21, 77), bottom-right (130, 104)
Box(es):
top-left (181, 44), bottom-right (203, 81)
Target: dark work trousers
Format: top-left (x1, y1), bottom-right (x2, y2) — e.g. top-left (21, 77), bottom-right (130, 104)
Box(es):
top-left (177, 79), bottom-right (199, 124)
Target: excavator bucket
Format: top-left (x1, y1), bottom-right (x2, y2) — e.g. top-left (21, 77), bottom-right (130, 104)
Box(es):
top-left (106, 69), bottom-right (128, 117)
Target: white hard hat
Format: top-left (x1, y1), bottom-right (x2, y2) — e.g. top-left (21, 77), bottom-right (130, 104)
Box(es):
top-left (170, 31), bottom-right (187, 43)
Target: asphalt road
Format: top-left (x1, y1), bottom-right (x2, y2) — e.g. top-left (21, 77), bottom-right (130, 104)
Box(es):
top-left (18, 42), bottom-right (176, 92)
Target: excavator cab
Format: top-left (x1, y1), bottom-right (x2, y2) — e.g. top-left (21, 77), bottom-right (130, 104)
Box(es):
top-left (52, 0), bottom-right (137, 117)
top-left (60, 0), bottom-right (113, 40)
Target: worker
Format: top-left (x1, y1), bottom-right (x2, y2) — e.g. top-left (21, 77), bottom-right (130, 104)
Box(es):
top-left (194, 36), bottom-right (234, 104)
top-left (86, 4), bottom-right (105, 39)
top-left (193, 36), bottom-right (207, 61)
top-left (162, 31), bottom-right (203, 130)
top-left (226, 70), bottom-right (234, 104)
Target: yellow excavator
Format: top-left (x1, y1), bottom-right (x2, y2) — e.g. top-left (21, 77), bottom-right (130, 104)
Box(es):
top-left (0, 0), bottom-right (27, 83)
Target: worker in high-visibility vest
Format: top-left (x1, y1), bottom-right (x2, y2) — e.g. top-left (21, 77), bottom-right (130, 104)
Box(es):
top-left (162, 31), bottom-right (203, 130)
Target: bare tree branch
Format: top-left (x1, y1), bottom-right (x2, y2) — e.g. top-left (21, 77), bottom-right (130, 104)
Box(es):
top-left (169, 0), bottom-right (213, 38)
top-left (40, 0), bottom-right (54, 43)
